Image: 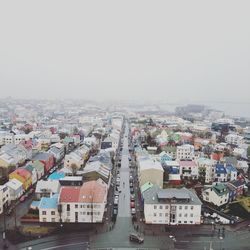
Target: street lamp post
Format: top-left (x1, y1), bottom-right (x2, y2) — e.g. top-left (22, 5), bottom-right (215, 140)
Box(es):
top-left (2, 203), bottom-right (8, 249)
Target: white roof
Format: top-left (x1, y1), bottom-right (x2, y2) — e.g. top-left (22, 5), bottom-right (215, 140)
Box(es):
top-left (35, 180), bottom-right (60, 194)
top-left (6, 178), bottom-right (23, 190)
top-left (139, 159), bottom-right (164, 172)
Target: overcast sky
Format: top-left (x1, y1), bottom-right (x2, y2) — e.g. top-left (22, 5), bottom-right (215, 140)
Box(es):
top-left (0, 1), bottom-right (249, 104)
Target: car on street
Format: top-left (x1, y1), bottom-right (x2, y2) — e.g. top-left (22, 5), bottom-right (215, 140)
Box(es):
top-left (130, 194), bottom-right (135, 201)
top-left (129, 182), bottom-right (133, 188)
top-left (129, 233), bottom-right (144, 244)
top-left (130, 202), bottom-right (135, 208)
top-left (131, 207), bottom-right (136, 215)
top-left (130, 187), bottom-right (134, 194)
top-left (20, 195), bottom-right (26, 202)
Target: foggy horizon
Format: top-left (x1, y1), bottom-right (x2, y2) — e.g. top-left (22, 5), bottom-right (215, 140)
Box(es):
top-left (0, 1), bottom-right (250, 105)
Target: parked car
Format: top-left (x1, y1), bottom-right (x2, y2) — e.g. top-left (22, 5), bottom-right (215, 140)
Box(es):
top-left (131, 208), bottom-right (136, 215)
top-left (130, 194), bottom-right (135, 202)
top-left (130, 202), bottom-right (135, 208)
top-left (129, 233), bottom-right (144, 244)
top-left (20, 195), bottom-right (26, 202)
top-left (130, 187), bottom-right (134, 194)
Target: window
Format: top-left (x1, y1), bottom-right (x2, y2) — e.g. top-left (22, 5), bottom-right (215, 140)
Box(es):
top-left (190, 213), bottom-right (193, 217)
top-left (154, 205), bottom-right (157, 209)
top-left (184, 213), bottom-right (187, 217)
top-left (75, 204), bottom-right (78, 208)
top-left (179, 206), bottom-right (182, 210)
top-left (165, 213), bottom-right (168, 217)
top-left (43, 218), bottom-right (46, 222)
top-left (184, 221), bottom-right (187, 224)
top-left (179, 213), bottom-right (182, 217)
top-left (185, 206), bottom-right (188, 210)
top-left (178, 221), bottom-right (181, 224)
top-left (165, 205), bottom-right (168, 209)
top-left (159, 213), bottom-right (162, 217)
top-left (42, 211), bottom-right (46, 215)
top-left (159, 205), bottom-right (163, 209)
top-left (191, 206), bottom-right (194, 210)
top-left (153, 213), bottom-right (157, 217)
top-left (67, 204), bottom-right (70, 211)
top-left (51, 218), bottom-right (55, 222)
top-left (87, 212), bottom-right (90, 215)
top-left (51, 211), bottom-right (55, 215)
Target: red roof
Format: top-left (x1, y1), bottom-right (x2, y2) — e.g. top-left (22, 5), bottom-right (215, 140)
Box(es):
top-left (211, 152), bottom-right (224, 161)
top-left (13, 168), bottom-right (31, 179)
top-left (59, 186), bottom-right (81, 203)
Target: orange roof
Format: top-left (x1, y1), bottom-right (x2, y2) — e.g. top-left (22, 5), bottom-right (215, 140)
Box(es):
top-left (59, 186), bottom-right (81, 203)
top-left (11, 168), bottom-right (31, 179)
top-left (59, 180), bottom-right (107, 203)
top-left (211, 152), bottom-right (224, 161)
top-left (79, 180), bottom-right (107, 203)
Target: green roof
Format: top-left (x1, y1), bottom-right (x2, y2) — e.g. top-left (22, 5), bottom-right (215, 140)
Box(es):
top-left (213, 183), bottom-right (228, 196)
top-left (140, 181), bottom-right (154, 193)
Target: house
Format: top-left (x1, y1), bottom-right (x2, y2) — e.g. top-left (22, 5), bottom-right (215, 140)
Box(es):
top-left (162, 161), bottom-right (181, 185)
top-left (225, 134), bottom-right (244, 146)
top-left (179, 161), bottom-right (199, 180)
top-left (23, 164), bottom-right (37, 185)
top-left (64, 151), bottom-right (84, 170)
top-left (48, 143), bottom-right (65, 162)
top-left (82, 161), bottom-right (111, 187)
top-left (196, 158), bottom-right (215, 184)
top-left (227, 179), bottom-right (246, 197)
top-left (176, 145), bottom-right (195, 160)
top-left (159, 151), bottom-right (172, 165)
top-left (0, 152), bottom-right (15, 179)
top-left (0, 184), bottom-right (10, 214)
top-left (214, 164), bottom-right (227, 182)
top-left (9, 168), bottom-right (32, 190)
top-left (30, 160), bottom-right (45, 180)
top-left (237, 161), bottom-right (249, 174)
top-left (143, 185), bottom-right (202, 225)
top-left (35, 180), bottom-right (61, 199)
top-left (225, 164), bottom-right (237, 181)
top-left (138, 158), bottom-right (164, 188)
top-left (38, 194), bottom-right (60, 223)
top-left (32, 152), bottom-right (54, 173)
top-left (6, 178), bottom-right (23, 201)
top-left (225, 183), bottom-right (237, 203)
top-left (202, 183), bottom-right (229, 207)
top-left (59, 179), bottom-right (108, 223)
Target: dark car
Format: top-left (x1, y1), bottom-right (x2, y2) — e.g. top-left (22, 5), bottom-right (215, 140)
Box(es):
top-left (129, 233), bottom-right (144, 244)
top-left (130, 187), bottom-right (134, 194)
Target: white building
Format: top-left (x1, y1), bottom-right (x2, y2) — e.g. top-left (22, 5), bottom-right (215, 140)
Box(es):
top-left (179, 161), bottom-right (199, 179)
top-left (196, 158), bottom-right (216, 184)
top-left (202, 183), bottom-right (229, 207)
top-left (38, 194), bottom-right (60, 223)
top-left (59, 179), bottom-right (107, 223)
top-left (225, 134), bottom-right (244, 146)
top-left (6, 178), bottom-right (23, 201)
top-left (176, 145), bottom-right (195, 160)
top-left (48, 143), bottom-right (65, 162)
top-left (0, 184), bottom-right (10, 214)
top-left (138, 158), bottom-right (164, 188)
top-left (143, 186), bottom-right (202, 225)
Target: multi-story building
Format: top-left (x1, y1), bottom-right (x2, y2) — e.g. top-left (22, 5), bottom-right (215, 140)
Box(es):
top-left (225, 134), bottom-right (244, 146)
top-left (176, 145), bottom-right (195, 160)
top-left (0, 184), bottom-right (10, 214)
top-left (143, 185), bottom-right (202, 225)
top-left (179, 161), bottom-right (199, 180)
top-left (202, 183), bottom-right (229, 207)
top-left (59, 179), bottom-right (107, 223)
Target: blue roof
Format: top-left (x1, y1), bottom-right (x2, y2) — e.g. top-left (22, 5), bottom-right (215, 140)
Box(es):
top-left (215, 164), bottom-right (227, 174)
top-left (31, 201), bottom-right (41, 208)
top-left (226, 164), bottom-right (237, 172)
top-left (38, 194), bottom-right (58, 209)
top-left (169, 166), bottom-right (179, 174)
top-left (48, 171), bottom-right (65, 180)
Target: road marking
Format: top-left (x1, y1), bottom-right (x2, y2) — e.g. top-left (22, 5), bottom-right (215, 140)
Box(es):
top-left (41, 242), bottom-right (87, 250)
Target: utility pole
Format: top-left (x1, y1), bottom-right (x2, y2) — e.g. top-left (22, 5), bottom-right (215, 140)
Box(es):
top-left (2, 203), bottom-right (8, 249)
